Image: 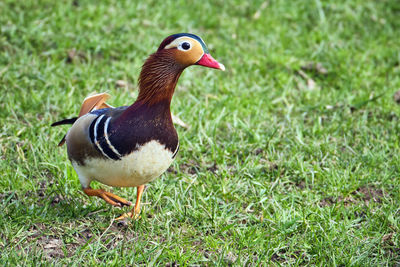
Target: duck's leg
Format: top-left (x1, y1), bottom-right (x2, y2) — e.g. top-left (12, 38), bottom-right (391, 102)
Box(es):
top-left (116, 185), bottom-right (145, 220)
top-left (132, 185), bottom-right (145, 216)
top-left (83, 187), bottom-right (132, 207)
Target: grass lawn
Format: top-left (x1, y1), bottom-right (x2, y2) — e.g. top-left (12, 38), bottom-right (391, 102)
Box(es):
top-left (1, 0), bottom-right (400, 265)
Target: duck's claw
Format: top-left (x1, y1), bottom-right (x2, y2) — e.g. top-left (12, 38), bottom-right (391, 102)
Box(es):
top-left (116, 211), bottom-right (141, 221)
top-left (116, 186), bottom-right (145, 221)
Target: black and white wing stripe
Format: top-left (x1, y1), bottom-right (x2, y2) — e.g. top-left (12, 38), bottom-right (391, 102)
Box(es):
top-left (172, 141), bottom-right (179, 159)
top-left (89, 114), bottom-right (122, 160)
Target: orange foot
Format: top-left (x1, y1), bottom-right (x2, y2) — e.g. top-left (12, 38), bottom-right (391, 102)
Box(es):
top-left (83, 187), bottom-right (132, 207)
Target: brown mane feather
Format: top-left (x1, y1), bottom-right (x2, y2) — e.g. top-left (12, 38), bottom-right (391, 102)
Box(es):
top-left (137, 50), bottom-right (185, 105)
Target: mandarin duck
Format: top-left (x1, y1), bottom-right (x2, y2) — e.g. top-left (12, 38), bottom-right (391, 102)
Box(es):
top-left (52, 33), bottom-right (225, 219)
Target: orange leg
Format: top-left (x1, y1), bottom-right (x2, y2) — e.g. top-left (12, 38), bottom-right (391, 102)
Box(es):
top-left (83, 187), bottom-right (132, 207)
top-left (116, 185), bottom-right (145, 220)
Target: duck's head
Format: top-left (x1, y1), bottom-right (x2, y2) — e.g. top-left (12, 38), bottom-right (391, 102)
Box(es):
top-left (156, 33), bottom-right (225, 71)
top-left (137, 33), bottom-right (224, 105)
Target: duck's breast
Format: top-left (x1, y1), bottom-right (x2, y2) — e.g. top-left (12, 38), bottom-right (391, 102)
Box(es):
top-left (75, 140), bottom-right (177, 187)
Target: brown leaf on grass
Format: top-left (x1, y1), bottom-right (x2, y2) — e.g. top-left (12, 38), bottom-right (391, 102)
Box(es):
top-left (207, 163), bottom-right (218, 173)
top-left (51, 194), bottom-right (64, 205)
top-left (44, 238), bottom-right (62, 250)
top-left (253, 1), bottom-right (269, 19)
top-left (382, 233), bottom-right (393, 244)
top-left (319, 196), bottom-right (334, 207)
top-left (66, 49), bottom-right (86, 63)
top-left (224, 251), bottom-right (238, 264)
top-left (259, 158), bottom-right (278, 171)
top-left (254, 148), bottom-right (264, 155)
top-left (172, 114), bottom-right (189, 129)
top-left (296, 69), bottom-right (317, 90)
top-left (21, 223), bottom-right (138, 259)
top-left (307, 78), bottom-right (316, 90)
top-left (301, 62), bottom-right (328, 75)
top-left (340, 196), bottom-right (357, 207)
top-left (115, 80), bottom-right (132, 89)
top-left (296, 181), bottom-right (306, 189)
top-left (393, 90), bottom-right (400, 104)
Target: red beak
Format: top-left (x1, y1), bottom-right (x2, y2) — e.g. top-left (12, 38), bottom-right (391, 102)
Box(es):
top-left (196, 53), bottom-right (225, 71)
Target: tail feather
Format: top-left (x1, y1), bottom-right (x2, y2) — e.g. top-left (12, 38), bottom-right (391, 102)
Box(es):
top-left (51, 117), bottom-right (78, 127)
top-left (57, 134), bottom-right (67, 147)
top-left (51, 117), bottom-right (77, 146)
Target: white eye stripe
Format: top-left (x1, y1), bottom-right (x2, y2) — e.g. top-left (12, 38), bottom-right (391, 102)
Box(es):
top-left (164, 37), bottom-right (194, 50)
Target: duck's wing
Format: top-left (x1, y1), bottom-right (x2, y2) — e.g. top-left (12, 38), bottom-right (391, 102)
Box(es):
top-left (66, 106), bottom-right (128, 163)
top-left (78, 93), bottom-right (113, 117)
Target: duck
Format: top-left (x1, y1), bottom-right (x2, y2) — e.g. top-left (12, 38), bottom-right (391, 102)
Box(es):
top-left (51, 33), bottom-right (225, 219)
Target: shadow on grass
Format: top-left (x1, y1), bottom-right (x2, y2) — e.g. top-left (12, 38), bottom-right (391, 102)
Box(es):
top-left (0, 189), bottom-right (124, 223)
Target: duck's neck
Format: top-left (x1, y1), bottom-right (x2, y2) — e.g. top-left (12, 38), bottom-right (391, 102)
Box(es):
top-left (135, 51), bottom-right (185, 107)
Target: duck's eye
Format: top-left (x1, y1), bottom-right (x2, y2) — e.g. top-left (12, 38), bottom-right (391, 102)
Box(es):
top-left (182, 42), bottom-right (190, 50)
top-left (179, 42), bottom-right (191, 51)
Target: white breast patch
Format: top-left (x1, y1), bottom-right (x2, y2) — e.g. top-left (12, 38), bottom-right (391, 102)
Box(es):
top-left (72, 140), bottom-right (175, 188)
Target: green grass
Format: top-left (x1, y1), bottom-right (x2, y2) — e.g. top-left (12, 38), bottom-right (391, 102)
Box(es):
top-left (1, 0), bottom-right (400, 265)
